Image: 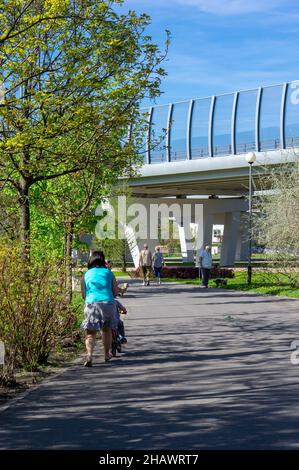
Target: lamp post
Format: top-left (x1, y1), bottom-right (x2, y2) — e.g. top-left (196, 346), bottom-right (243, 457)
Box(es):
top-left (245, 151), bottom-right (256, 285)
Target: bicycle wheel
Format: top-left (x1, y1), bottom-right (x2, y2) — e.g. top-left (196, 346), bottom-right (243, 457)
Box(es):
top-left (117, 340), bottom-right (122, 353)
top-left (111, 330), bottom-right (117, 357)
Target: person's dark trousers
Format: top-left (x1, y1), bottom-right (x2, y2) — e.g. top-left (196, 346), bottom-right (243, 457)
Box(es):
top-left (142, 265), bottom-right (151, 282)
top-left (154, 266), bottom-right (162, 278)
top-left (201, 268), bottom-right (210, 287)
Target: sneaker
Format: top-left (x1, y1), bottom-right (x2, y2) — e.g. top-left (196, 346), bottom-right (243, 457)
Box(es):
top-left (84, 359), bottom-right (92, 367)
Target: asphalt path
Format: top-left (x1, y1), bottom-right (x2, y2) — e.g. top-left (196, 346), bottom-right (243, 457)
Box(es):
top-left (1, 282), bottom-right (299, 450)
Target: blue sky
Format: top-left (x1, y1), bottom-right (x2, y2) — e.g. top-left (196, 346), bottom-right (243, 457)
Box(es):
top-left (122, 0), bottom-right (299, 105)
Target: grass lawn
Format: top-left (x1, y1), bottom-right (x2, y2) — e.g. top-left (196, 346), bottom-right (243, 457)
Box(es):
top-left (112, 270), bottom-right (129, 277)
top-left (72, 292), bottom-right (84, 326)
top-left (223, 271), bottom-right (299, 298)
top-left (162, 271), bottom-right (299, 299)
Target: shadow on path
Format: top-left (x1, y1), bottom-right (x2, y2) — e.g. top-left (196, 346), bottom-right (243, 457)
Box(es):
top-left (1, 283), bottom-right (299, 450)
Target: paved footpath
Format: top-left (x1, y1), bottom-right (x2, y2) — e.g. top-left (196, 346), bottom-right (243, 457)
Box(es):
top-left (1, 283), bottom-right (299, 450)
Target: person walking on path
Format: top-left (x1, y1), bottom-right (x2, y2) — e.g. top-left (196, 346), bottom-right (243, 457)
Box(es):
top-left (139, 244), bottom-right (152, 286)
top-left (199, 245), bottom-right (213, 288)
top-left (81, 251), bottom-right (119, 366)
top-left (152, 246), bottom-right (164, 285)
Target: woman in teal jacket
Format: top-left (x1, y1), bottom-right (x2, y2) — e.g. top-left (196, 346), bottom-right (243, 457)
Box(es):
top-left (81, 251), bottom-right (119, 366)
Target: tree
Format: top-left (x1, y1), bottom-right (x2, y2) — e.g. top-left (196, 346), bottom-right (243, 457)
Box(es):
top-left (33, 165), bottom-right (109, 301)
top-left (254, 156), bottom-right (299, 287)
top-left (0, 1), bottom-right (74, 45)
top-left (0, 0), bottom-right (168, 264)
top-left (94, 191), bottom-right (130, 272)
top-left (0, 184), bottom-right (19, 239)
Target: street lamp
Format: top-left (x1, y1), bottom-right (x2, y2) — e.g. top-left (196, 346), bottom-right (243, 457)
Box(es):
top-left (245, 152), bottom-right (256, 285)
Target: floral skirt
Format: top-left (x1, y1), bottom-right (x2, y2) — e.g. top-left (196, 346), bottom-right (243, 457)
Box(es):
top-left (81, 301), bottom-right (118, 331)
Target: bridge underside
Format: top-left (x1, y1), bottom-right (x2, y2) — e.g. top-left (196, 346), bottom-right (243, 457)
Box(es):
top-left (118, 79), bottom-right (299, 266)
top-left (129, 175), bottom-right (252, 197)
top-left (126, 150), bottom-right (295, 197)
top-left (115, 149), bottom-right (297, 267)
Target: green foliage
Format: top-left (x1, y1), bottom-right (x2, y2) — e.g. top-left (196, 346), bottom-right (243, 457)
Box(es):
top-left (220, 271), bottom-right (299, 298)
top-left (254, 157), bottom-right (299, 288)
top-left (0, 1), bottom-right (168, 375)
top-left (30, 191), bottom-right (65, 260)
top-left (0, 241), bottom-right (76, 378)
top-left (71, 291), bottom-right (84, 329)
top-left (96, 238), bottom-right (129, 268)
top-left (0, 0), bottom-right (167, 186)
top-left (93, 189), bottom-right (137, 270)
top-left (0, 0), bottom-right (168, 257)
top-left (158, 271), bottom-right (299, 298)
top-left (0, 184), bottom-right (19, 239)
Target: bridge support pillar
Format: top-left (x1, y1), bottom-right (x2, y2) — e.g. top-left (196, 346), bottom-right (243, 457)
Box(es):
top-left (236, 213), bottom-right (249, 261)
top-left (195, 212), bottom-right (214, 266)
top-left (220, 211), bottom-right (240, 266)
top-left (176, 222), bottom-right (194, 263)
top-left (118, 197), bottom-right (248, 268)
top-left (135, 201), bottom-right (160, 267)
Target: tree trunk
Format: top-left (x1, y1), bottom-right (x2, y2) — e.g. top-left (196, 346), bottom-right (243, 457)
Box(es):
top-left (64, 220), bottom-right (74, 304)
top-left (18, 178), bottom-right (30, 266)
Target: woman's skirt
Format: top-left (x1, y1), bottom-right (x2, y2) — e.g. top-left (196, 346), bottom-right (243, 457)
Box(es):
top-left (81, 301), bottom-right (118, 331)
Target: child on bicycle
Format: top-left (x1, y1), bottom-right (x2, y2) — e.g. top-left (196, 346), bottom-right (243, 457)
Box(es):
top-left (114, 299), bottom-right (127, 344)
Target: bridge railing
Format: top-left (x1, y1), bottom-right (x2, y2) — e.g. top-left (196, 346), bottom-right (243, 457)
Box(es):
top-left (140, 81), bottom-right (299, 164)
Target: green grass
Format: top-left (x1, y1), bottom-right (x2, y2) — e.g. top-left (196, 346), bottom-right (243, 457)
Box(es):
top-left (162, 271), bottom-right (299, 299)
top-left (112, 270), bottom-right (129, 277)
top-left (224, 271), bottom-right (299, 298)
top-left (72, 292), bottom-right (84, 327)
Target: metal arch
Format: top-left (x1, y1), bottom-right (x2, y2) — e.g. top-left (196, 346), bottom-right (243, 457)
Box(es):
top-left (166, 103), bottom-right (173, 162)
top-left (146, 107), bottom-right (153, 164)
top-left (231, 92), bottom-right (239, 155)
top-left (143, 80), bottom-right (298, 164)
top-left (141, 81), bottom-right (287, 111)
top-left (280, 82), bottom-right (288, 150)
top-left (186, 99), bottom-right (194, 160)
top-left (208, 96), bottom-right (216, 157)
top-left (255, 87), bottom-right (263, 153)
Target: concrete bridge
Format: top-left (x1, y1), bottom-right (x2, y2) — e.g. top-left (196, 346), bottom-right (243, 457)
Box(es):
top-left (122, 81), bottom-right (299, 266)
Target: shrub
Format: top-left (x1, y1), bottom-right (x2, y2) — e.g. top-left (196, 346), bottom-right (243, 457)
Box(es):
top-left (0, 244), bottom-right (75, 379)
top-left (254, 157), bottom-right (299, 288)
top-left (210, 266), bottom-right (235, 279)
top-left (161, 266), bottom-right (199, 279)
top-left (129, 265), bottom-right (234, 279)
